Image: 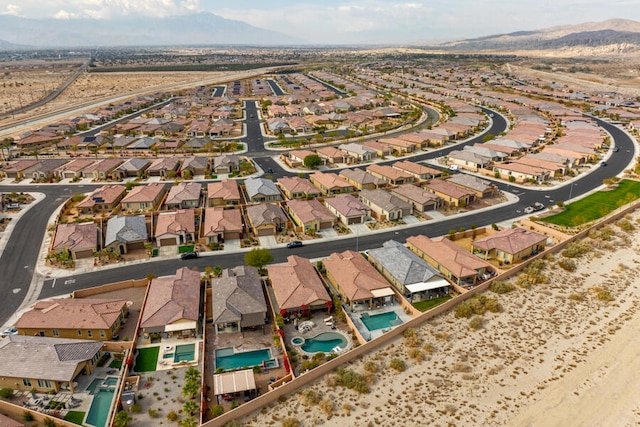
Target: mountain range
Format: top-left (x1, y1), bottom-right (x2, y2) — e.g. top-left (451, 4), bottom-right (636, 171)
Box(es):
top-left (1, 14), bottom-right (640, 56)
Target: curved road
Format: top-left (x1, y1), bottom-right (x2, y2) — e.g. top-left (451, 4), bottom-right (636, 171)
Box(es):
top-left (0, 111), bottom-right (634, 326)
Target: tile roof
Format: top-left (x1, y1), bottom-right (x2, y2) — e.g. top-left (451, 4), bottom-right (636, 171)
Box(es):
top-left (16, 298), bottom-right (127, 330)
top-left (203, 207), bottom-right (243, 235)
top-left (323, 250), bottom-right (391, 301)
top-left (246, 203), bottom-right (287, 228)
top-left (244, 177), bottom-right (281, 199)
top-left (211, 266), bottom-right (267, 323)
top-left (407, 235), bottom-right (490, 279)
top-left (339, 168), bottom-right (386, 187)
top-left (286, 199), bottom-right (336, 224)
top-left (155, 209), bottom-right (196, 236)
top-left (425, 179), bottom-right (476, 199)
top-left (52, 222), bottom-right (98, 252)
top-left (267, 255), bottom-right (331, 311)
top-left (359, 189), bottom-right (411, 212)
top-left (207, 179), bottom-right (241, 201)
top-left (324, 194), bottom-right (370, 217)
top-left (165, 182), bottom-right (202, 205)
top-left (141, 267), bottom-right (201, 328)
top-left (472, 227), bottom-right (547, 254)
top-left (277, 176), bottom-right (321, 196)
top-left (76, 184), bottom-right (126, 208)
top-left (0, 335), bottom-right (103, 382)
top-left (121, 182), bottom-right (167, 204)
top-left (391, 184), bottom-right (441, 205)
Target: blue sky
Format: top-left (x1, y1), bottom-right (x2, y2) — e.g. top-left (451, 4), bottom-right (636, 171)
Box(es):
top-left (1, 0), bottom-right (639, 44)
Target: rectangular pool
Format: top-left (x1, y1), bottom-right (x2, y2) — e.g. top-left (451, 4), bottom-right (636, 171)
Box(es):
top-left (361, 311), bottom-right (403, 331)
top-left (174, 343), bottom-right (195, 363)
top-left (85, 388), bottom-right (115, 427)
top-left (215, 347), bottom-right (272, 371)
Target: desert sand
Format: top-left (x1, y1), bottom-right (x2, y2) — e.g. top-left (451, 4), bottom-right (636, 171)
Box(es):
top-left (240, 215), bottom-right (640, 427)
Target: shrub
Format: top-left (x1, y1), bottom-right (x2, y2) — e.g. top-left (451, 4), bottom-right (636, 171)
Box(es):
top-left (455, 295), bottom-right (502, 318)
top-left (319, 398), bottom-right (334, 415)
top-left (402, 328), bottom-right (422, 347)
top-left (558, 258), bottom-right (577, 272)
top-left (617, 219), bottom-right (634, 232)
top-left (363, 361), bottom-right (379, 373)
top-left (469, 316), bottom-right (483, 330)
top-left (333, 368), bottom-right (369, 394)
top-left (408, 348), bottom-right (424, 362)
top-left (44, 418), bottom-right (57, 427)
top-left (390, 358), bottom-right (406, 372)
top-left (562, 241), bottom-right (592, 258)
top-left (568, 292), bottom-right (585, 302)
top-left (593, 287), bottom-right (614, 302)
top-left (148, 408), bottom-right (159, 418)
top-left (167, 410), bottom-right (179, 421)
top-left (22, 411), bottom-right (34, 422)
top-left (489, 281), bottom-right (515, 294)
top-left (282, 418), bottom-right (300, 427)
top-left (0, 388), bottom-right (13, 398)
top-left (300, 389), bottom-right (319, 406)
top-left (130, 403), bottom-right (142, 413)
top-left (209, 404), bottom-right (224, 418)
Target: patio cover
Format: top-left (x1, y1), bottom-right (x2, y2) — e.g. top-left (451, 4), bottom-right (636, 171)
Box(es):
top-left (405, 278), bottom-right (450, 294)
top-left (213, 369), bottom-right (256, 395)
top-left (371, 287), bottom-right (395, 298)
top-left (164, 320), bottom-right (197, 332)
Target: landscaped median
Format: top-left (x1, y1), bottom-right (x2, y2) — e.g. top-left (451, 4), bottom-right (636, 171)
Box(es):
top-left (540, 179), bottom-right (640, 228)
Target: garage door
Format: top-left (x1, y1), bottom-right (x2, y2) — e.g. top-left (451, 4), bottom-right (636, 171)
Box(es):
top-left (257, 227), bottom-right (273, 236)
top-left (347, 217), bottom-right (361, 225)
top-left (319, 221), bottom-right (333, 229)
top-left (159, 237), bottom-right (176, 246)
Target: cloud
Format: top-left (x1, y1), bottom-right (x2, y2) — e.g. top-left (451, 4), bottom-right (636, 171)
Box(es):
top-left (41, 0), bottom-right (203, 20)
top-left (0, 4), bottom-right (22, 16)
top-left (53, 10), bottom-right (81, 19)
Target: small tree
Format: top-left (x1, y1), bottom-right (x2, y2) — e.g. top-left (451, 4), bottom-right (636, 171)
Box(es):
top-left (183, 400), bottom-right (199, 416)
top-left (244, 248), bottom-right (273, 273)
top-left (303, 154), bottom-right (322, 170)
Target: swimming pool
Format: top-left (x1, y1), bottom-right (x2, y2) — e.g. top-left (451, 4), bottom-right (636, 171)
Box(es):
top-left (299, 332), bottom-right (348, 354)
top-left (361, 311), bottom-right (403, 331)
top-left (215, 347), bottom-right (273, 371)
top-left (174, 343), bottom-right (196, 363)
top-left (86, 377), bottom-right (118, 394)
top-left (85, 387), bottom-right (115, 427)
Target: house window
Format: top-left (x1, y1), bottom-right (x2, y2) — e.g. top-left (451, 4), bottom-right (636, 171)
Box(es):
top-left (22, 379), bottom-right (32, 387)
top-left (52, 329), bottom-right (59, 337)
top-left (100, 330), bottom-right (106, 338)
top-left (77, 330), bottom-right (83, 337)
top-left (87, 330), bottom-right (93, 338)
top-left (37, 380), bottom-right (52, 389)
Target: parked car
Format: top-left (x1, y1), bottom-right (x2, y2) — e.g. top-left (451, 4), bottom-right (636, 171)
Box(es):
top-left (532, 202), bottom-right (545, 212)
top-left (267, 168), bottom-right (274, 174)
top-left (448, 165), bottom-right (459, 171)
top-left (601, 161), bottom-right (608, 167)
top-left (524, 206), bottom-right (534, 214)
top-left (613, 147), bottom-right (620, 152)
top-left (7, 203), bottom-right (19, 209)
top-left (1, 326), bottom-right (17, 337)
top-left (180, 251), bottom-right (199, 260)
top-left (287, 240), bottom-right (303, 249)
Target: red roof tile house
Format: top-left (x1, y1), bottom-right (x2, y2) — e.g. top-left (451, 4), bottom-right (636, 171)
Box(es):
top-left (424, 179), bottom-right (475, 207)
top-left (155, 209), bottom-right (196, 246)
top-left (202, 207), bottom-right (243, 244)
top-left (339, 168), bottom-right (386, 191)
top-left (164, 182), bottom-right (202, 209)
top-left (55, 159), bottom-right (95, 180)
top-left (121, 182), bottom-right (168, 212)
top-left (323, 250), bottom-right (395, 311)
top-left (51, 222), bottom-right (99, 260)
top-left (140, 267), bottom-right (201, 343)
top-left (76, 184), bottom-right (126, 215)
top-left (207, 180), bottom-right (242, 207)
top-left (15, 298), bottom-right (128, 341)
top-left (472, 227), bottom-right (547, 265)
top-left (277, 176), bottom-right (321, 199)
top-left (146, 157), bottom-right (181, 178)
top-left (324, 194), bottom-right (371, 225)
top-left (390, 184), bottom-right (442, 212)
top-left (392, 160), bottom-right (441, 181)
top-left (316, 146), bottom-right (354, 164)
top-left (286, 199), bottom-right (336, 233)
top-left (246, 203), bottom-right (289, 236)
top-left (267, 255), bottom-right (332, 318)
top-left (83, 158), bottom-right (123, 181)
top-left (309, 172), bottom-right (354, 195)
top-left (0, 159), bottom-right (40, 180)
top-left (366, 164), bottom-right (414, 185)
top-left (359, 189), bottom-right (413, 221)
top-left (407, 235), bottom-right (493, 287)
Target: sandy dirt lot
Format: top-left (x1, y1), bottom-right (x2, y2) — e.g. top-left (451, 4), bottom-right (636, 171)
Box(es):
top-left (239, 215), bottom-right (640, 427)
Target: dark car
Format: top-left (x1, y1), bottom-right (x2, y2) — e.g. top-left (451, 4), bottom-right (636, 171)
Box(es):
top-left (287, 240), bottom-right (303, 249)
top-left (613, 147), bottom-right (620, 152)
top-left (267, 168), bottom-right (274, 174)
top-left (601, 161), bottom-right (607, 167)
top-left (181, 251), bottom-right (199, 260)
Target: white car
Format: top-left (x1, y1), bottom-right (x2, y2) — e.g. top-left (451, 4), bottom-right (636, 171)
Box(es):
top-left (1, 326), bottom-right (17, 337)
top-left (524, 206), bottom-right (534, 214)
top-left (448, 165), bottom-right (459, 171)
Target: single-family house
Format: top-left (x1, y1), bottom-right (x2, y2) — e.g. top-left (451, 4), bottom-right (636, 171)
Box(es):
top-left (155, 209), bottom-right (196, 246)
top-left (286, 199), bottom-right (336, 233)
top-left (472, 227), bottom-right (547, 264)
top-left (51, 222), bottom-right (99, 260)
top-left (447, 150), bottom-right (491, 171)
top-left (316, 146), bottom-right (353, 164)
top-left (15, 298), bottom-right (128, 341)
top-left (339, 168), bottom-right (386, 191)
top-left (246, 203), bottom-right (288, 236)
top-left (0, 160), bottom-right (40, 180)
top-left (309, 172), bottom-right (354, 195)
top-left (338, 143), bottom-right (377, 162)
top-left (140, 267), bottom-right (201, 342)
top-left (164, 182), bottom-right (202, 210)
top-left (121, 182), bottom-right (167, 212)
top-left (446, 174), bottom-right (498, 199)
top-left (359, 189), bottom-right (413, 221)
top-left (0, 335), bottom-right (104, 393)
top-left (76, 184), bottom-right (126, 215)
top-left (207, 180), bottom-right (242, 206)
top-left (389, 184), bottom-right (443, 212)
top-left (146, 157), bottom-right (181, 178)
top-left (392, 161), bottom-right (441, 181)
top-left (277, 176), bottom-right (321, 199)
top-left (180, 156), bottom-right (209, 177)
top-left (83, 158), bottom-right (123, 181)
top-left (366, 164), bottom-right (414, 185)
top-left (267, 255), bottom-right (332, 318)
top-left (323, 194), bottom-right (370, 225)
top-left (367, 240), bottom-right (449, 300)
top-left (244, 177), bottom-right (282, 203)
top-left (212, 154), bottom-right (239, 175)
top-left (424, 179), bottom-right (475, 207)
top-left (104, 215), bottom-right (148, 254)
top-left (202, 207), bottom-right (243, 244)
top-left (28, 159), bottom-right (68, 181)
top-left (323, 250), bottom-right (395, 311)
top-left (493, 162), bottom-right (552, 183)
top-left (55, 159), bottom-right (95, 180)
top-left (407, 235), bottom-right (493, 287)
top-left (211, 266), bottom-right (267, 334)
top-left (112, 158), bottom-right (150, 180)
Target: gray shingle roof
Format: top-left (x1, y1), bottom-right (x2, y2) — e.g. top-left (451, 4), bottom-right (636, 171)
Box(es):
top-left (368, 240), bottom-right (442, 285)
top-left (245, 177), bottom-right (280, 199)
top-left (105, 215), bottom-right (148, 246)
top-left (211, 266), bottom-right (267, 324)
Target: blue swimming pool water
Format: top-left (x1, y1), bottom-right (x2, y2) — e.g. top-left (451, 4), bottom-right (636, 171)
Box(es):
top-left (86, 378), bottom-right (103, 394)
top-left (103, 377), bottom-right (118, 387)
top-left (215, 348), bottom-right (271, 371)
top-left (85, 388), bottom-right (115, 427)
top-left (300, 332), bottom-right (348, 353)
top-left (174, 343), bottom-right (196, 363)
top-left (361, 311), bottom-right (402, 331)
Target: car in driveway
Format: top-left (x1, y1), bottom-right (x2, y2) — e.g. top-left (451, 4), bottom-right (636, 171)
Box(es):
top-left (180, 251), bottom-right (199, 260)
top-left (287, 240), bottom-right (303, 249)
top-left (1, 326), bottom-right (17, 337)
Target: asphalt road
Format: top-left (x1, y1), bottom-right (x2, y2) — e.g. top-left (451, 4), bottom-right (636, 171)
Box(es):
top-left (0, 113), bottom-right (633, 326)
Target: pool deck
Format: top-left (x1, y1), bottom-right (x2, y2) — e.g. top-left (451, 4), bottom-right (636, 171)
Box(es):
top-left (347, 303), bottom-right (413, 341)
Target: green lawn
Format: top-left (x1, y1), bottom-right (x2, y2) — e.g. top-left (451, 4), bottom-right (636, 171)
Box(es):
top-left (413, 295), bottom-right (452, 312)
top-left (109, 359), bottom-right (123, 369)
top-left (134, 346), bottom-right (159, 372)
top-left (541, 179), bottom-right (640, 227)
top-left (64, 411), bottom-right (85, 425)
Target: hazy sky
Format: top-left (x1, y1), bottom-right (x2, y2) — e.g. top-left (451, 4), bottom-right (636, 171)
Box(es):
top-left (1, 0), bottom-right (639, 44)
